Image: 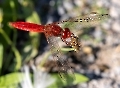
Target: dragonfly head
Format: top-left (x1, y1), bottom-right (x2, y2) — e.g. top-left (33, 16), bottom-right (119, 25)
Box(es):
top-left (68, 33), bottom-right (82, 52)
top-left (61, 28), bottom-right (82, 52)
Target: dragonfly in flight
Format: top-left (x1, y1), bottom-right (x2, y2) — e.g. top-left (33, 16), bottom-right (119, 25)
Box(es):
top-left (10, 12), bottom-right (109, 80)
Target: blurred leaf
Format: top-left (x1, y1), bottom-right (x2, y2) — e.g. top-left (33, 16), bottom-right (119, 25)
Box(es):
top-left (26, 11), bottom-right (41, 24)
top-left (29, 32), bottom-right (40, 48)
top-left (0, 28), bottom-right (21, 70)
top-left (0, 8), bottom-right (3, 23)
top-left (0, 43), bottom-right (3, 75)
top-left (10, 0), bottom-right (17, 21)
top-left (61, 47), bottom-right (75, 52)
top-left (81, 34), bottom-right (91, 40)
top-left (21, 32), bottom-right (40, 63)
top-left (0, 72), bottom-right (25, 87)
top-left (48, 73), bottom-right (89, 88)
top-left (73, 73), bottom-right (89, 84)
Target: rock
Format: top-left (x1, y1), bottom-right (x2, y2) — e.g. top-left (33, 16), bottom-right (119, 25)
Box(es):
top-left (112, 21), bottom-right (120, 33)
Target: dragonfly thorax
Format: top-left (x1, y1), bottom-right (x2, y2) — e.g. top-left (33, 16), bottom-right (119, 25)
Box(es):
top-left (45, 24), bottom-right (62, 36)
top-left (61, 28), bottom-right (81, 52)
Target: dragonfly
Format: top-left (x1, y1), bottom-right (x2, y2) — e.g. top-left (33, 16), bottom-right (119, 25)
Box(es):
top-left (10, 12), bottom-right (109, 80)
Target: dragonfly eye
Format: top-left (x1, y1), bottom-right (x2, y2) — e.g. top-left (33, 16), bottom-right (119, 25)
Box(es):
top-left (61, 32), bottom-right (81, 52)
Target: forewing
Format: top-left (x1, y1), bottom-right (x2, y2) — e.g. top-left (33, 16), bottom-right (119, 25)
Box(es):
top-left (57, 12), bottom-right (109, 31)
top-left (45, 35), bottom-right (75, 81)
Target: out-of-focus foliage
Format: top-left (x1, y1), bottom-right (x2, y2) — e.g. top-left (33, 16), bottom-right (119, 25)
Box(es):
top-left (0, 0), bottom-right (89, 88)
top-left (0, 0), bottom-right (40, 71)
top-left (0, 0), bottom-right (41, 87)
top-left (48, 73), bottom-right (89, 88)
top-left (0, 72), bottom-right (25, 88)
top-left (0, 43), bottom-right (3, 75)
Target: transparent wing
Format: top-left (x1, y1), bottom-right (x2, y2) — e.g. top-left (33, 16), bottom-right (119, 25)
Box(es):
top-left (45, 35), bottom-right (75, 81)
top-left (56, 12), bottom-right (109, 31)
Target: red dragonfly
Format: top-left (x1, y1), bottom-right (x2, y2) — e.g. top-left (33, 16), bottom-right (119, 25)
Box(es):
top-left (10, 12), bottom-right (109, 80)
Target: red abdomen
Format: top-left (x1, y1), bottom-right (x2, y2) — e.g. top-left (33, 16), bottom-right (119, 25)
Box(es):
top-left (10, 22), bottom-right (45, 32)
